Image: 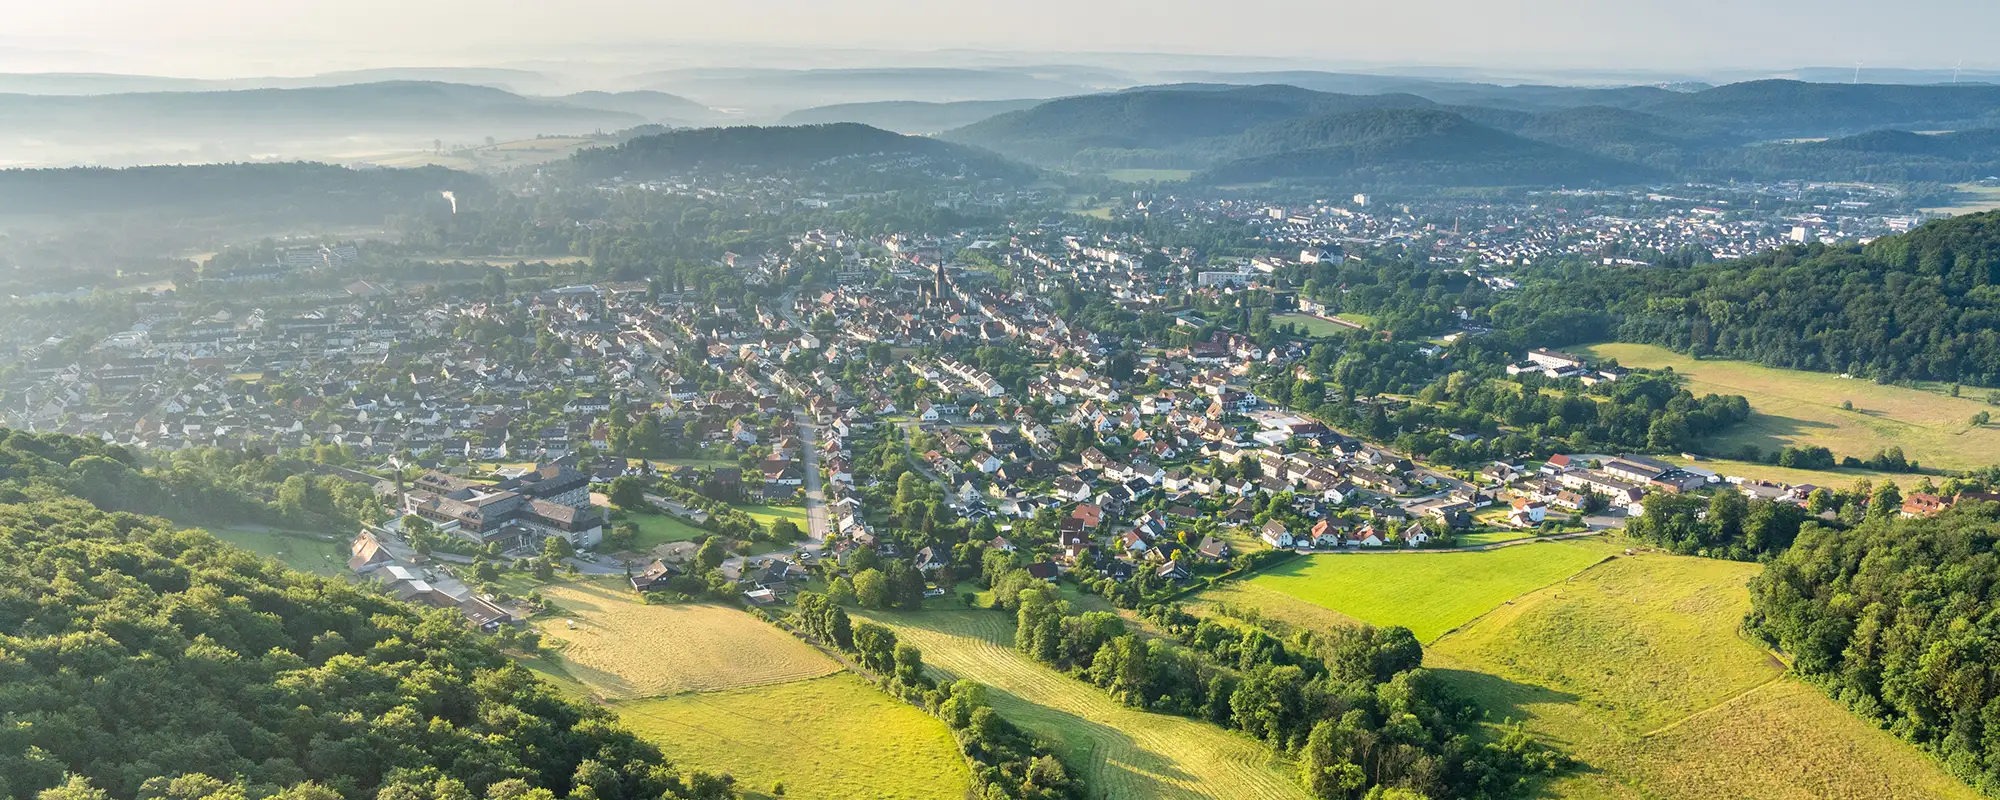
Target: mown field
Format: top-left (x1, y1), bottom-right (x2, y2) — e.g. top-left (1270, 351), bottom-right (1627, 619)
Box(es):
top-left (622, 510), bottom-right (708, 548)
top-left (1923, 182), bottom-right (2000, 216)
top-left (1582, 342), bottom-right (2000, 472)
top-left (616, 673), bottom-right (970, 800)
top-left (532, 580), bottom-right (839, 699)
top-left (1197, 541), bottom-right (1976, 799)
top-left (1431, 550), bottom-right (1976, 800)
top-left (205, 525), bottom-right (346, 576)
top-left (1274, 312), bottom-right (1369, 337)
top-left (1244, 541), bottom-right (1612, 641)
top-left (859, 609), bottom-right (1309, 800)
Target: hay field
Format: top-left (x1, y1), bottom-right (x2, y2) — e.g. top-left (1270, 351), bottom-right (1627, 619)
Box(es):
top-left (1428, 551), bottom-right (1976, 800)
top-left (616, 673), bottom-right (969, 800)
top-left (1582, 342), bottom-right (2000, 472)
top-left (533, 580), bottom-right (838, 699)
top-left (1244, 541), bottom-right (1610, 642)
top-left (859, 609), bottom-right (1309, 800)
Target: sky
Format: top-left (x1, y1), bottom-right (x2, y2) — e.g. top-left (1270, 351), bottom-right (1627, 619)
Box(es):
top-left (6, 0), bottom-right (1997, 77)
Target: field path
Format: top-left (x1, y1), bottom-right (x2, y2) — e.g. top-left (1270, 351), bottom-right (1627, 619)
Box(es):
top-left (860, 609), bottom-right (1309, 800)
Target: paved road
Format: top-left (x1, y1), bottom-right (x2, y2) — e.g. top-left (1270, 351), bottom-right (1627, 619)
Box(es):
top-left (797, 417), bottom-right (831, 543)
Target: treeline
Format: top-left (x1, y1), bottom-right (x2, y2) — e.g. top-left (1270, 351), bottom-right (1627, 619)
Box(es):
top-left (1012, 588), bottom-right (1566, 799)
top-left (786, 594), bottom-right (1082, 800)
top-left (1563, 210), bottom-right (2000, 385)
top-left (1749, 500), bottom-right (2000, 793)
top-left (0, 496), bottom-right (734, 800)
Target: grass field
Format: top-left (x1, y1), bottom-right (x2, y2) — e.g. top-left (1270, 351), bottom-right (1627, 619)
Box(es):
top-left (1582, 342), bottom-right (2000, 472)
top-left (1274, 312), bottom-right (1368, 338)
top-left (738, 503), bottom-right (809, 529)
top-left (624, 510), bottom-right (709, 548)
top-left (1922, 183), bottom-right (2000, 216)
top-left (859, 609), bottom-right (1309, 800)
top-left (1663, 456), bottom-right (1898, 491)
top-left (533, 580), bottom-right (838, 699)
top-left (205, 525), bottom-right (346, 576)
top-left (616, 673), bottom-right (970, 800)
top-left (1104, 168), bottom-right (1196, 183)
top-left (1244, 541), bottom-right (1611, 642)
top-left (1428, 550), bottom-right (1977, 800)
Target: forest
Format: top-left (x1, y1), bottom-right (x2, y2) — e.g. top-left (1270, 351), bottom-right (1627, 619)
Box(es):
top-left (1749, 499), bottom-right (2000, 794)
top-left (0, 496), bottom-right (735, 800)
top-left (1008, 588), bottom-right (1567, 799)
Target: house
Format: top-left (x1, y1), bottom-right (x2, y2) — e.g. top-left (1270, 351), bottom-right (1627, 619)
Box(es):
top-left (1401, 522), bottom-right (1433, 547)
top-left (970, 451), bottom-right (1003, 473)
top-left (1511, 497), bottom-right (1548, 525)
top-left (1196, 535), bottom-right (1232, 562)
top-left (631, 559), bottom-right (680, 592)
top-left (1026, 561), bottom-right (1060, 581)
top-left (1260, 520), bottom-right (1294, 548)
top-left (1070, 503), bottom-right (1104, 530)
top-left (1155, 560), bottom-right (1192, 582)
top-left (914, 546), bottom-right (948, 572)
top-left (1902, 493), bottom-right (1951, 518)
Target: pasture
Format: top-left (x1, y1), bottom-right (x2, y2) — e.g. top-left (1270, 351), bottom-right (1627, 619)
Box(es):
top-left (1243, 541), bottom-right (1610, 642)
top-left (616, 673), bottom-right (970, 800)
top-left (860, 609), bottom-right (1309, 800)
top-left (205, 525), bottom-right (346, 576)
top-left (1428, 550), bottom-right (1976, 800)
top-left (1581, 342), bottom-right (2000, 472)
top-left (532, 580), bottom-right (838, 699)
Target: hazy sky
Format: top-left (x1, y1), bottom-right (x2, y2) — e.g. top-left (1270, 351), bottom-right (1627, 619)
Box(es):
top-left (8, 0), bottom-right (1997, 76)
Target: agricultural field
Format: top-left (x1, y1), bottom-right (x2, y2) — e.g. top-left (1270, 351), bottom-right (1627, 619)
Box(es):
top-left (1273, 312), bottom-right (1368, 338)
top-left (532, 580), bottom-right (839, 699)
top-left (1244, 541), bottom-right (1612, 641)
top-left (1104, 168), bottom-right (1196, 183)
top-left (204, 525), bottom-right (347, 576)
top-left (1428, 550), bottom-right (1976, 800)
top-left (1581, 342), bottom-right (2000, 472)
top-left (616, 673), bottom-right (970, 800)
top-left (860, 609), bottom-right (1309, 800)
top-left (346, 136), bottom-right (609, 172)
top-left (1922, 182), bottom-right (2000, 216)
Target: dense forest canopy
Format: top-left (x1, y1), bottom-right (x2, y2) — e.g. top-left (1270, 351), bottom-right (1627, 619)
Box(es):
top-left (0, 429), bottom-right (733, 800)
top-left (1750, 500), bottom-right (2000, 794)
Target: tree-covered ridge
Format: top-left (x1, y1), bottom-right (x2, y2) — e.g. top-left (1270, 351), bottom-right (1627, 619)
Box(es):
top-left (0, 162), bottom-right (482, 217)
top-left (1595, 210), bottom-right (2000, 384)
top-left (1749, 500), bottom-right (2000, 794)
top-left (565, 123), bottom-right (1029, 180)
top-left (0, 495), bottom-right (732, 800)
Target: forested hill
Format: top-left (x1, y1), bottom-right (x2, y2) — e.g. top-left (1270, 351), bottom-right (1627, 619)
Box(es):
top-left (1586, 210), bottom-right (2000, 384)
top-left (563, 122), bottom-right (1034, 181)
top-left (0, 428), bottom-right (735, 800)
top-left (0, 162), bottom-right (483, 218)
top-left (1195, 108), bottom-right (1661, 187)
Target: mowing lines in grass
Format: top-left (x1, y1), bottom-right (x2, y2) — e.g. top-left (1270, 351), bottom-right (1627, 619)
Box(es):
top-left (1430, 550), bottom-right (1977, 800)
top-left (1247, 542), bottom-right (1608, 642)
top-left (859, 609), bottom-right (1309, 800)
top-left (533, 581), bottom-right (838, 699)
top-left (616, 673), bottom-right (969, 800)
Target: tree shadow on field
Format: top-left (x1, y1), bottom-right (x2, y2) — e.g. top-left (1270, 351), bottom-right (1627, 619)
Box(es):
top-left (1432, 667), bottom-right (1581, 730)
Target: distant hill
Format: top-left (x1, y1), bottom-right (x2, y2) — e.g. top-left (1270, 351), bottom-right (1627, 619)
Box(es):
top-left (626, 67), bottom-right (1098, 114)
top-left (779, 98), bottom-right (1047, 134)
top-left (0, 81), bottom-right (646, 167)
top-left (1159, 71), bottom-right (1679, 111)
top-left (558, 90), bottom-right (727, 125)
top-left (941, 85), bottom-right (1435, 165)
top-left (563, 122), bottom-right (1030, 181)
top-left (1636, 80), bottom-right (2000, 138)
top-left (0, 68), bottom-right (563, 96)
top-left (1197, 107), bottom-right (1660, 187)
top-left (1725, 128), bottom-right (2000, 182)
top-left (0, 162), bottom-right (483, 218)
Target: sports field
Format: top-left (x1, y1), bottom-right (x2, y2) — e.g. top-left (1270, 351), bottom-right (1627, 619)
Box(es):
top-left (859, 609), bottom-right (1309, 800)
top-left (616, 673), bottom-right (970, 800)
top-left (533, 580), bottom-right (838, 699)
top-left (1582, 342), bottom-right (2000, 472)
top-left (1429, 550), bottom-right (1977, 800)
top-left (1244, 541), bottom-right (1610, 641)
